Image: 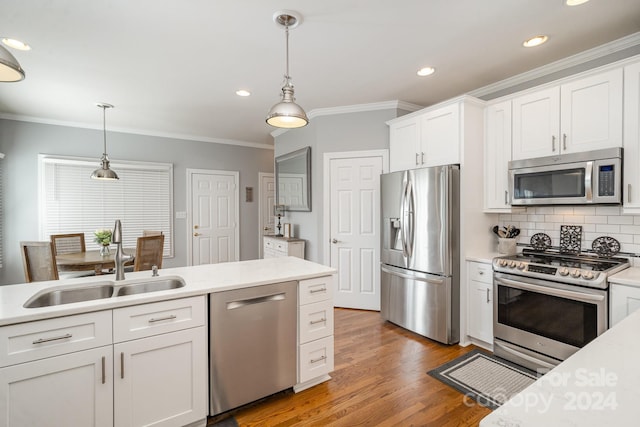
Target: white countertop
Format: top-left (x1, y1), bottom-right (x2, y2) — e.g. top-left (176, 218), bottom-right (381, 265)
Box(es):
top-left (466, 252), bottom-right (503, 264)
top-left (480, 307), bottom-right (640, 426)
top-left (608, 266), bottom-right (640, 287)
top-left (0, 257), bottom-right (336, 326)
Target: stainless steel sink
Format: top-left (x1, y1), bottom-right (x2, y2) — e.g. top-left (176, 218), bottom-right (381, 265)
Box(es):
top-left (24, 282), bottom-right (115, 308)
top-left (115, 277), bottom-right (186, 296)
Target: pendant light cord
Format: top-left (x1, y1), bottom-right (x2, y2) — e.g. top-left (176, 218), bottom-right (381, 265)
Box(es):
top-left (284, 18), bottom-right (290, 83)
top-left (102, 106), bottom-right (107, 156)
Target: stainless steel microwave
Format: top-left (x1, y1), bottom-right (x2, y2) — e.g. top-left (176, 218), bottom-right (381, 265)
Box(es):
top-left (509, 148), bottom-right (622, 206)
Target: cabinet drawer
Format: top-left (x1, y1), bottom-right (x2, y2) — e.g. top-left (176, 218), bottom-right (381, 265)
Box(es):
top-left (299, 276), bottom-right (333, 305)
top-left (468, 262), bottom-right (492, 284)
top-left (299, 300), bottom-right (334, 344)
top-left (113, 296), bottom-right (206, 343)
top-left (0, 310), bottom-right (112, 367)
top-left (299, 336), bottom-right (334, 384)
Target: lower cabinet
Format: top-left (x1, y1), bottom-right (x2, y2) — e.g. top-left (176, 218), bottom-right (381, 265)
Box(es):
top-left (467, 261), bottom-right (494, 346)
top-left (610, 283), bottom-right (640, 327)
top-left (0, 346), bottom-right (113, 427)
top-left (0, 296), bottom-right (207, 427)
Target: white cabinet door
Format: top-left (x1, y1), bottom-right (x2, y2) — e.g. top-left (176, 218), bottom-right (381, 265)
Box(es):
top-left (420, 103), bottom-right (460, 167)
top-left (560, 68), bottom-right (623, 154)
top-left (467, 262), bottom-right (493, 345)
top-left (623, 60), bottom-right (640, 212)
top-left (0, 346), bottom-right (113, 427)
top-left (114, 327), bottom-right (207, 427)
top-left (484, 100), bottom-right (512, 211)
top-left (512, 87), bottom-right (560, 160)
top-left (610, 284), bottom-right (640, 327)
top-left (389, 118), bottom-right (420, 172)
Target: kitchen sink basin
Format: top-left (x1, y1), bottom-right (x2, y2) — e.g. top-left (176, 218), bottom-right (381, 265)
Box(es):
top-left (24, 282), bottom-right (115, 308)
top-left (23, 276), bottom-right (187, 308)
top-left (115, 277), bottom-right (186, 296)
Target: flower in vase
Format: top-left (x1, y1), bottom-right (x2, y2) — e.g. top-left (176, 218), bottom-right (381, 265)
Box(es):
top-left (94, 229), bottom-right (112, 246)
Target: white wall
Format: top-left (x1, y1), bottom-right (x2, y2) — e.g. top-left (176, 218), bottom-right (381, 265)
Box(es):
top-left (0, 119), bottom-right (274, 285)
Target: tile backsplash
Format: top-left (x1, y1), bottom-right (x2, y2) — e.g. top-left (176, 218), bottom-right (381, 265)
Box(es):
top-left (497, 206), bottom-right (640, 266)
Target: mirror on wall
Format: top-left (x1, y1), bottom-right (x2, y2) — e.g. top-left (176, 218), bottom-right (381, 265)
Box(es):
top-left (275, 146), bottom-right (311, 212)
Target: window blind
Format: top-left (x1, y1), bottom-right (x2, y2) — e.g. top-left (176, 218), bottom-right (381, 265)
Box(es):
top-left (39, 155), bottom-right (173, 257)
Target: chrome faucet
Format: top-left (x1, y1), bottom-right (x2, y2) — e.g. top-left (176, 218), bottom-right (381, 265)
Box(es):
top-left (112, 219), bottom-right (134, 281)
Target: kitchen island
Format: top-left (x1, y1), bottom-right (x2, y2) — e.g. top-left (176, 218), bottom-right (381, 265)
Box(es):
top-left (0, 256), bottom-right (336, 427)
top-left (480, 302), bottom-right (640, 426)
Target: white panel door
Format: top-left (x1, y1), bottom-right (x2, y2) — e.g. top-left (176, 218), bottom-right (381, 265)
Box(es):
top-left (259, 172), bottom-right (275, 258)
top-left (188, 170), bottom-right (239, 265)
top-left (330, 156), bottom-right (383, 310)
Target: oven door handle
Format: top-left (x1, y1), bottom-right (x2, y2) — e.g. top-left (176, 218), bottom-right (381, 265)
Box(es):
top-left (495, 276), bottom-right (605, 303)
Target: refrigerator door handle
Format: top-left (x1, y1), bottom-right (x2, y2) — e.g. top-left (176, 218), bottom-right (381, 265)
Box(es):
top-left (402, 178), bottom-right (415, 259)
top-left (400, 174), bottom-right (409, 259)
top-left (381, 264), bottom-right (445, 285)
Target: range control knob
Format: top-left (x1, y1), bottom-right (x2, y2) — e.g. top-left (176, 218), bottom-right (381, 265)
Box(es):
top-left (508, 261), bottom-right (517, 268)
top-left (517, 262), bottom-right (526, 270)
top-left (581, 271), bottom-right (595, 280)
top-left (558, 268), bottom-right (570, 276)
top-left (570, 269), bottom-right (582, 278)
top-left (498, 259), bottom-right (508, 267)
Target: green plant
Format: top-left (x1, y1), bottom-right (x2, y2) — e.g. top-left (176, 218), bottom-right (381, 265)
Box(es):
top-left (94, 229), bottom-right (112, 246)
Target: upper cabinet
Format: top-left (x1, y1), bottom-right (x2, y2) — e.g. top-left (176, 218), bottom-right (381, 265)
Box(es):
top-left (484, 100), bottom-right (513, 212)
top-left (512, 68), bottom-right (623, 160)
top-left (388, 96), bottom-right (482, 172)
top-left (623, 59), bottom-right (640, 213)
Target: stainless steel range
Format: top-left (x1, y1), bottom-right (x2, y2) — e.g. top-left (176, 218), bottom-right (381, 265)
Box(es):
top-left (493, 249), bottom-right (629, 372)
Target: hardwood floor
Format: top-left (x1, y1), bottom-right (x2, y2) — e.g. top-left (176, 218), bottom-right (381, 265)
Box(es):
top-left (215, 308), bottom-right (492, 426)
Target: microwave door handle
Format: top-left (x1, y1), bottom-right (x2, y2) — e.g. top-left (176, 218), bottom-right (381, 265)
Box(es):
top-left (585, 161), bottom-right (593, 202)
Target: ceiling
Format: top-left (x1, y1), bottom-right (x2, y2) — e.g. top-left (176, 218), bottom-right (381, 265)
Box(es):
top-left (1, 1), bottom-right (640, 147)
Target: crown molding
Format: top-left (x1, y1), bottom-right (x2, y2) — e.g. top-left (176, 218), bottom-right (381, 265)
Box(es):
top-left (470, 31), bottom-right (640, 99)
top-left (269, 100), bottom-right (424, 138)
top-left (0, 113), bottom-right (274, 150)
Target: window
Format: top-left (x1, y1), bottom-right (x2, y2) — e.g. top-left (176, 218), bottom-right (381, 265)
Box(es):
top-left (39, 155), bottom-right (173, 257)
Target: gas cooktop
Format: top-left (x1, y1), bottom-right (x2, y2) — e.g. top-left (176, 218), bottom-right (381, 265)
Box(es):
top-left (493, 249), bottom-right (630, 289)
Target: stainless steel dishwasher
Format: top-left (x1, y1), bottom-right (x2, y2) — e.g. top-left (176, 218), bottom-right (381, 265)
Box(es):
top-left (209, 281), bottom-right (297, 415)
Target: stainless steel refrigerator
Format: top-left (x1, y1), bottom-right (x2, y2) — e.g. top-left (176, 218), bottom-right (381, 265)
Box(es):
top-left (380, 165), bottom-right (460, 344)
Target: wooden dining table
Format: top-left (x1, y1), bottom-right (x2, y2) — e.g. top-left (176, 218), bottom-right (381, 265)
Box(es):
top-left (56, 249), bottom-right (135, 275)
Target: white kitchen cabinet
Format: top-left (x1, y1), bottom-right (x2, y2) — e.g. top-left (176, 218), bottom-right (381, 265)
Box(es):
top-left (387, 96), bottom-right (483, 172)
top-left (263, 235), bottom-right (305, 259)
top-left (113, 296), bottom-right (207, 427)
top-left (467, 261), bottom-right (493, 346)
top-left (610, 283), bottom-right (640, 327)
top-left (389, 116), bottom-right (420, 172)
top-left (623, 60), bottom-right (640, 213)
top-left (0, 296), bottom-right (207, 427)
top-left (295, 275), bottom-right (334, 392)
top-left (484, 100), bottom-right (513, 212)
top-left (512, 68), bottom-right (622, 160)
top-left (0, 311), bottom-right (114, 427)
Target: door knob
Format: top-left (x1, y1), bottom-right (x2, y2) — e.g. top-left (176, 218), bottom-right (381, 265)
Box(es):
top-left (194, 232), bottom-right (201, 237)
top-left (194, 225), bottom-right (199, 229)
top-left (264, 227), bottom-right (269, 231)
top-left (332, 238), bottom-right (339, 244)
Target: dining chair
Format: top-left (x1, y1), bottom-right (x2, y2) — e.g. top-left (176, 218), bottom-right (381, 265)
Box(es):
top-left (133, 234), bottom-right (165, 271)
top-left (50, 233), bottom-right (86, 255)
top-left (142, 230), bottom-right (163, 237)
top-left (20, 241), bottom-right (59, 282)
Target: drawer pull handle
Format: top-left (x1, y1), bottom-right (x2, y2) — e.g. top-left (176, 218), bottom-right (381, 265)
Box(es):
top-left (309, 318), bottom-right (327, 325)
top-left (102, 356), bottom-right (106, 384)
top-left (310, 355), bottom-right (327, 364)
top-left (486, 288), bottom-right (491, 303)
top-left (148, 314), bottom-right (177, 323)
top-left (121, 352), bottom-right (125, 379)
top-left (32, 333), bottom-right (72, 344)
top-left (309, 288), bottom-right (327, 294)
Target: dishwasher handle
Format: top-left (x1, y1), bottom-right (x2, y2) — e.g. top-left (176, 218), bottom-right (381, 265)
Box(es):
top-left (226, 292), bottom-right (286, 310)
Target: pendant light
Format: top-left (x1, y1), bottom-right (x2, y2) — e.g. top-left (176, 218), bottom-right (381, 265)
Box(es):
top-left (266, 11), bottom-right (309, 129)
top-left (0, 44), bottom-right (25, 82)
top-left (90, 103), bottom-right (119, 180)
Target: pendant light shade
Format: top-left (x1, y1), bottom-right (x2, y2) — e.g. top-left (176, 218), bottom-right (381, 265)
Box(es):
top-left (0, 44), bottom-right (25, 82)
top-left (266, 11), bottom-right (308, 129)
top-left (91, 103), bottom-right (119, 181)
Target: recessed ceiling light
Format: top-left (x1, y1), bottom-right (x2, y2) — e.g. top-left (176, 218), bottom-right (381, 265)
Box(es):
top-left (417, 67), bottom-right (435, 77)
top-left (236, 89), bottom-right (251, 97)
top-left (523, 35), bottom-right (548, 48)
top-left (566, 0), bottom-right (589, 5)
top-left (2, 38), bottom-right (31, 51)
